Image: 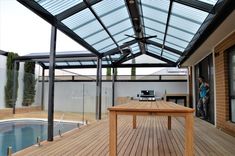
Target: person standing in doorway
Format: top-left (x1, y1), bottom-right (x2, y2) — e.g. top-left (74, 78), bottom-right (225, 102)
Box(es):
top-left (197, 76), bottom-right (209, 120)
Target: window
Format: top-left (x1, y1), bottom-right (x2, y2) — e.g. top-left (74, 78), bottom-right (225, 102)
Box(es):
top-left (228, 47), bottom-right (235, 122)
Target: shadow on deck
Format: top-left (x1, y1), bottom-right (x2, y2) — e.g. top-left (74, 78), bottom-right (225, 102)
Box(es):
top-left (15, 116), bottom-right (235, 156)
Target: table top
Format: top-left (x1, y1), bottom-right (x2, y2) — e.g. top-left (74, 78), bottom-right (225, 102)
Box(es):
top-left (108, 100), bottom-right (194, 113)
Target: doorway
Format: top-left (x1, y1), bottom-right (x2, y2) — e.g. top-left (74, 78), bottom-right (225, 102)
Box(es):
top-left (195, 54), bottom-right (215, 124)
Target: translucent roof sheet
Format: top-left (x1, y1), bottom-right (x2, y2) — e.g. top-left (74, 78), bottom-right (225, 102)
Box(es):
top-left (56, 62), bottom-right (68, 66)
top-left (68, 62), bottom-right (80, 66)
top-left (147, 45), bottom-right (162, 56)
top-left (19, 0), bottom-right (223, 67)
top-left (130, 43), bottom-right (140, 54)
top-left (162, 49), bottom-right (180, 62)
top-left (35, 0), bottom-right (83, 15)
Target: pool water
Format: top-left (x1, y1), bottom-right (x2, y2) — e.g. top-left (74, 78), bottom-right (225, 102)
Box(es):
top-left (0, 120), bottom-right (78, 156)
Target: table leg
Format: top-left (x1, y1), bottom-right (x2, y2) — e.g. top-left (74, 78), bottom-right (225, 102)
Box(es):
top-left (185, 113), bottom-right (194, 156)
top-left (133, 115), bottom-right (136, 129)
top-left (109, 111), bottom-right (117, 156)
top-left (168, 116), bottom-right (171, 130)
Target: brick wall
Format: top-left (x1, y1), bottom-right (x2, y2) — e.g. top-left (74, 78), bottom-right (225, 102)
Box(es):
top-left (214, 31), bottom-right (235, 136)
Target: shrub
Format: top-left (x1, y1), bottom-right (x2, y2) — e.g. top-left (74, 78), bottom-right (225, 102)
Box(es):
top-left (22, 62), bottom-right (36, 106)
top-left (4, 52), bottom-right (19, 108)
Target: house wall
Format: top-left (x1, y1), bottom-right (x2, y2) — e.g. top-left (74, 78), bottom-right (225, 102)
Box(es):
top-left (0, 55), bottom-right (38, 109)
top-left (0, 55), bottom-right (7, 109)
top-left (214, 31), bottom-right (235, 136)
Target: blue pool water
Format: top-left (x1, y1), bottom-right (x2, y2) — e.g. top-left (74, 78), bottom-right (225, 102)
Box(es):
top-left (0, 120), bottom-right (78, 156)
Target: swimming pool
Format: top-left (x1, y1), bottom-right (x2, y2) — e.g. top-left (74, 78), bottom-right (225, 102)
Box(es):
top-left (0, 119), bottom-right (78, 156)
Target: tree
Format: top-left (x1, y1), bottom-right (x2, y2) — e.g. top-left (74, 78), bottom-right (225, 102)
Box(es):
top-left (131, 58), bottom-right (136, 80)
top-left (4, 52), bottom-right (19, 108)
top-left (22, 62), bottom-right (36, 106)
top-left (106, 67), bottom-right (111, 80)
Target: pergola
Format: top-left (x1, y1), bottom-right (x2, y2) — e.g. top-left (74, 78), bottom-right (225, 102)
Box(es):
top-left (16, 0), bottom-right (234, 141)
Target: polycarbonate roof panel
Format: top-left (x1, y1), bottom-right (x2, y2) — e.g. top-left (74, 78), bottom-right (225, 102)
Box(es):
top-left (56, 62), bottom-right (68, 66)
top-left (108, 20), bottom-right (133, 37)
top-left (98, 44), bottom-right (117, 53)
top-left (92, 0), bottom-right (134, 46)
top-left (147, 45), bottom-right (162, 55)
top-left (35, 0), bottom-right (83, 15)
top-left (68, 62), bottom-right (80, 66)
top-left (62, 8), bottom-right (116, 53)
top-left (145, 27), bottom-right (164, 44)
top-left (130, 43), bottom-right (140, 54)
top-left (84, 30), bottom-right (110, 45)
top-left (116, 36), bottom-right (132, 46)
top-left (141, 2), bottom-right (169, 23)
top-left (73, 19), bottom-right (104, 38)
top-left (165, 2), bottom-right (210, 52)
top-left (169, 16), bottom-right (201, 34)
top-left (143, 17), bottom-right (166, 33)
top-left (80, 61), bottom-right (95, 65)
top-left (62, 8), bottom-right (95, 30)
top-left (172, 2), bottom-right (208, 24)
top-left (162, 49), bottom-right (180, 62)
top-left (167, 27), bottom-right (194, 42)
top-left (165, 35), bottom-right (188, 49)
top-left (21, 0), bottom-right (223, 66)
top-left (165, 42), bottom-right (185, 52)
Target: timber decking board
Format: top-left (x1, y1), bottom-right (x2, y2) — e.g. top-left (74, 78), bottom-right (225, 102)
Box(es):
top-left (14, 116), bottom-right (235, 156)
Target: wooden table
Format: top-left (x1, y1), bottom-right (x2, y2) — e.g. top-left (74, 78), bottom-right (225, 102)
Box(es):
top-left (108, 101), bottom-right (195, 156)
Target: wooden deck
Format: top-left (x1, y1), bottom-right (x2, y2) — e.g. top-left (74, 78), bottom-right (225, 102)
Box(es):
top-left (15, 116), bottom-right (235, 156)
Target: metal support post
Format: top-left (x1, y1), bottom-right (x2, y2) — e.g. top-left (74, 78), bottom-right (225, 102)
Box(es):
top-left (41, 68), bottom-right (45, 110)
top-left (96, 57), bottom-right (102, 120)
top-left (12, 61), bottom-right (17, 114)
top-left (47, 25), bottom-right (57, 141)
top-left (112, 68), bottom-right (116, 106)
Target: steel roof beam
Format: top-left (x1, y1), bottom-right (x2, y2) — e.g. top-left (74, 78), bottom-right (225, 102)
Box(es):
top-left (160, 0), bottom-right (173, 57)
top-left (179, 0), bottom-right (235, 65)
top-left (113, 49), bottom-right (131, 65)
top-left (116, 52), bottom-right (142, 65)
top-left (173, 0), bottom-right (215, 13)
top-left (125, 0), bottom-right (146, 54)
top-left (103, 39), bottom-right (137, 56)
top-left (145, 40), bottom-right (182, 55)
top-left (17, 0), bottom-right (102, 57)
top-left (146, 51), bottom-right (176, 65)
top-left (84, 0), bottom-right (122, 55)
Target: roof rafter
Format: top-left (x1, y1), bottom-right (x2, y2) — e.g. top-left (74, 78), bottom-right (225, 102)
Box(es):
top-left (116, 52), bottom-right (142, 65)
top-left (103, 39), bottom-right (137, 56)
top-left (146, 51), bottom-right (176, 65)
top-left (113, 49), bottom-right (131, 65)
top-left (160, 0), bottom-right (173, 57)
top-left (145, 40), bottom-right (182, 55)
top-left (17, 0), bottom-right (102, 57)
top-left (173, 0), bottom-right (215, 13)
top-left (125, 0), bottom-right (146, 54)
top-left (84, 0), bottom-right (122, 54)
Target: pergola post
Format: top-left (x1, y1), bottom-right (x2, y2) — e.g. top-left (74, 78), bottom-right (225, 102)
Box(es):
top-left (12, 61), bottom-right (17, 114)
top-left (41, 68), bottom-right (45, 110)
top-left (112, 68), bottom-right (116, 106)
top-left (48, 25), bottom-right (57, 141)
top-left (96, 57), bottom-right (102, 120)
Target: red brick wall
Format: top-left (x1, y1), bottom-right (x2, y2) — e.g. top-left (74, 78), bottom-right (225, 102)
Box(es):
top-left (215, 31), bottom-right (235, 136)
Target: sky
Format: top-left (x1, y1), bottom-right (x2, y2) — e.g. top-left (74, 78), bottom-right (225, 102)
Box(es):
top-left (0, 0), bottom-right (164, 75)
